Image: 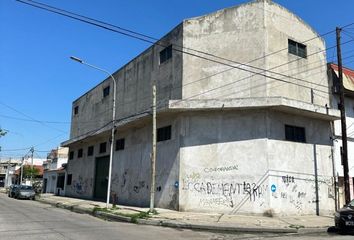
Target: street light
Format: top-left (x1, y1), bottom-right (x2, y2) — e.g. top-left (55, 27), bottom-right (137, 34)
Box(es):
top-left (70, 56), bottom-right (117, 209)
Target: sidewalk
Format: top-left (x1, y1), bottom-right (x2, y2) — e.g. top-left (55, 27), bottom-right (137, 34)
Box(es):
top-left (28, 193), bottom-right (334, 234)
top-left (0, 189), bottom-right (333, 234)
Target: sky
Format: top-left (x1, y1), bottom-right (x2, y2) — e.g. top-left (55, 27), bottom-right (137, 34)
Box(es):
top-left (1, 0), bottom-right (354, 159)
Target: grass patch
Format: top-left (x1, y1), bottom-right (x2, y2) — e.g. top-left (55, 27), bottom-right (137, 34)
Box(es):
top-left (289, 224), bottom-right (305, 229)
top-left (92, 207), bottom-right (158, 223)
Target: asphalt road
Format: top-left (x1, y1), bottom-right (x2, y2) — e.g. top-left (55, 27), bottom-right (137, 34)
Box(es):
top-left (0, 193), bottom-right (353, 240)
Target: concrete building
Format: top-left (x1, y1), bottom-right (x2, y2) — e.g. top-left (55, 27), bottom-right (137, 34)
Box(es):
top-left (42, 147), bottom-right (68, 196)
top-left (0, 159), bottom-right (21, 187)
top-left (328, 64), bottom-right (354, 208)
top-left (62, 0), bottom-right (340, 216)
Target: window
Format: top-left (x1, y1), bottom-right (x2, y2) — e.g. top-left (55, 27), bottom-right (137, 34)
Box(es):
top-left (115, 138), bottom-right (125, 151)
top-left (99, 142), bottom-right (107, 153)
top-left (157, 125), bottom-right (171, 142)
top-left (103, 86), bottom-right (110, 98)
top-left (159, 45), bottom-right (172, 64)
top-left (285, 125), bottom-right (306, 143)
top-left (88, 146), bottom-right (94, 156)
top-left (288, 39), bottom-right (307, 58)
top-left (67, 174), bottom-right (72, 185)
top-left (69, 151), bottom-right (74, 160)
top-left (74, 106), bottom-right (79, 115)
top-left (78, 148), bottom-right (83, 158)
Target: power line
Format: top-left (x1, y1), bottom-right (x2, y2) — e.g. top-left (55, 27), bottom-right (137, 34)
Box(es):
top-left (17, 0), bottom-right (339, 91)
top-left (0, 102), bottom-right (67, 134)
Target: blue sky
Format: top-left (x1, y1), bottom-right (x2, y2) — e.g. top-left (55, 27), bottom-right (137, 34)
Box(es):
top-left (1, 0), bottom-right (354, 159)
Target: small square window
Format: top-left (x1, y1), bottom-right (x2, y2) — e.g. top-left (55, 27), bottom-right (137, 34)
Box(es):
top-left (69, 151), bottom-right (74, 160)
top-left (78, 149), bottom-right (83, 158)
top-left (157, 125), bottom-right (171, 142)
top-left (67, 174), bottom-right (72, 185)
top-left (99, 142), bottom-right (107, 153)
top-left (285, 125), bottom-right (306, 143)
top-left (103, 86), bottom-right (110, 98)
top-left (88, 146), bottom-right (94, 156)
top-left (115, 138), bottom-right (125, 151)
top-left (160, 45), bottom-right (172, 64)
top-left (74, 106), bottom-right (79, 115)
top-left (288, 39), bottom-right (307, 58)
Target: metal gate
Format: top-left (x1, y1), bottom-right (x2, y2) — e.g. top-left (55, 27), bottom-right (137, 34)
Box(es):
top-left (94, 156), bottom-right (109, 200)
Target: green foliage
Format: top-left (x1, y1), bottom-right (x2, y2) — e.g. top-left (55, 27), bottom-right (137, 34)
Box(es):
top-left (0, 128), bottom-right (7, 137)
top-left (23, 165), bottom-right (40, 178)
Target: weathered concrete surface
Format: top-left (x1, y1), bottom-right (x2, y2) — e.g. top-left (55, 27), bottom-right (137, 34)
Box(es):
top-left (179, 110), bottom-right (335, 215)
top-left (62, 0), bottom-right (338, 216)
top-left (24, 193), bottom-right (336, 234)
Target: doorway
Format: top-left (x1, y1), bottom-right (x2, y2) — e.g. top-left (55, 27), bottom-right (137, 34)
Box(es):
top-left (94, 156), bottom-right (109, 200)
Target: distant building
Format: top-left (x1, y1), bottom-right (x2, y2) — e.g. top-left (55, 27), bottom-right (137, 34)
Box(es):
top-left (0, 159), bottom-right (21, 187)
top-left (42, 147), bottom-right (68, 196)
top-left (62, 0), bottom-right (340, 215)
top-left (328, 64), bottom-right (354, 207)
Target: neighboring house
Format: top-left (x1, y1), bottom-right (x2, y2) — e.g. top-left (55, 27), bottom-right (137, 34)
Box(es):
top-left (62, 0), bottom-right (340, 215)
top-left (42, 147), bottom-right (68, 196)
top-left (15, 164), bottom-right (44, 186)
top-left (328, 64), bottom-right (354, 207)
top-left (0, 159), bottom-right (21, 187)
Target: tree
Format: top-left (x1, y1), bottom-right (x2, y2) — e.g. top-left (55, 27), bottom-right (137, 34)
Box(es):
top-left (23, 165), bottom-right (40, 179)
top-left (0, 128), bottom-right (8, 137)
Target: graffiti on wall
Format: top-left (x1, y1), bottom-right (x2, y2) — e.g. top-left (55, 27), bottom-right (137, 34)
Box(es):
top-left (72, 176), bottom-right (92, 195)
top-left (181, 165), bottom-right (268, 209)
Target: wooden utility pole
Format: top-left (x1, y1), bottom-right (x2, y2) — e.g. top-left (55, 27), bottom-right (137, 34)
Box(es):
top-left (336, 27), bottom-right (351, 205)
top-left (150, 83), bottom-right (157, 213)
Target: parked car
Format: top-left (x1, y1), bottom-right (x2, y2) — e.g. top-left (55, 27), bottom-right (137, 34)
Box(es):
top-left (335, 199), bottom-right (354, 232)
top-left (8, 184), bottom-right (19, 198)
top-left (14, 185), bottom-right (35, 200)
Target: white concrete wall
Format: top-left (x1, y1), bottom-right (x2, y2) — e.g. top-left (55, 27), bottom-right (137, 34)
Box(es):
top-left (70, 26), bottom-right (183, 139)
top-left (43, 171), bottom-right (57, 193)
top-left (179, 110), bottom-right (334, 215)
top-left (264, 2), bottom-right (329, 106)
top-left (181, 1), bottom-right (329, 106)
top-left (66, 115), bottom-right (180, 209)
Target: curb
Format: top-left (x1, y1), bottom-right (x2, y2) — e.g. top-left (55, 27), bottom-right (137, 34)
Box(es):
top-left (36, 198), bottom-right (299, 234)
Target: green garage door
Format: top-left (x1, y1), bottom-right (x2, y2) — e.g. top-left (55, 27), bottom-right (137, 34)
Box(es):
top-left (94, 156), bottom-right (109, 200)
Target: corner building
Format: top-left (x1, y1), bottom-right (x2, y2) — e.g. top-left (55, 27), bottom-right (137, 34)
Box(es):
top-left (62, 0), bottom-right (340, 216)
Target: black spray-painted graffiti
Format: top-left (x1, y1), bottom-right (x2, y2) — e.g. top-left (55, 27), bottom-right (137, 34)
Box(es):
top-left (282, 175), bottom-right (295, 184)
top-left (133, 181), bottom-right (146, 193)
top-left (182, 180), bottom-right (268, 203)
top-left (204, 165), bottom-right (239, 173)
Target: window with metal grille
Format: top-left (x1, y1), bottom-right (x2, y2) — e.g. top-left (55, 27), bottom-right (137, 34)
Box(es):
top-left (115, 138), bottom-right (125, 151)
top-left (285, 125), bottom-right (306, 143)
top-left (88, 146), bottom-right (94, 156)
top-left (103, 86), bottom-right (110, 98)
top-left (288, 39), bottom-right (307, 58)
top-left (159, 45), bottom-right (172, 64)
top-left (99, 142), bottom-right (107, 153)
top-left (157, 125), bottom-right (171, 142)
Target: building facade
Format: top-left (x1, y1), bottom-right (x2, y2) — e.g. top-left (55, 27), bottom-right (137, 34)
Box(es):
top-left (328, 64), bottom-right (354, 208)
top-left (62, 0), bottom-right (340, 215)
top-left (42, 147), bottom-right (68, 196)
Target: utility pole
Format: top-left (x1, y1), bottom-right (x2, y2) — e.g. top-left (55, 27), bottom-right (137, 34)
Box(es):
top-left (20, 157), bottom-right (24, 185)
top-left (30, 147), bottom-right (34, 186)
top-left (336, 27), bottom-right (351, 205)
top-left (150, 83), bottom-right (157, 213)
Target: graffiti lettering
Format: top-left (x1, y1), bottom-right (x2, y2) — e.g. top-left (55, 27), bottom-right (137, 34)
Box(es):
top-left (204, 165), bottom-right (238, 173)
